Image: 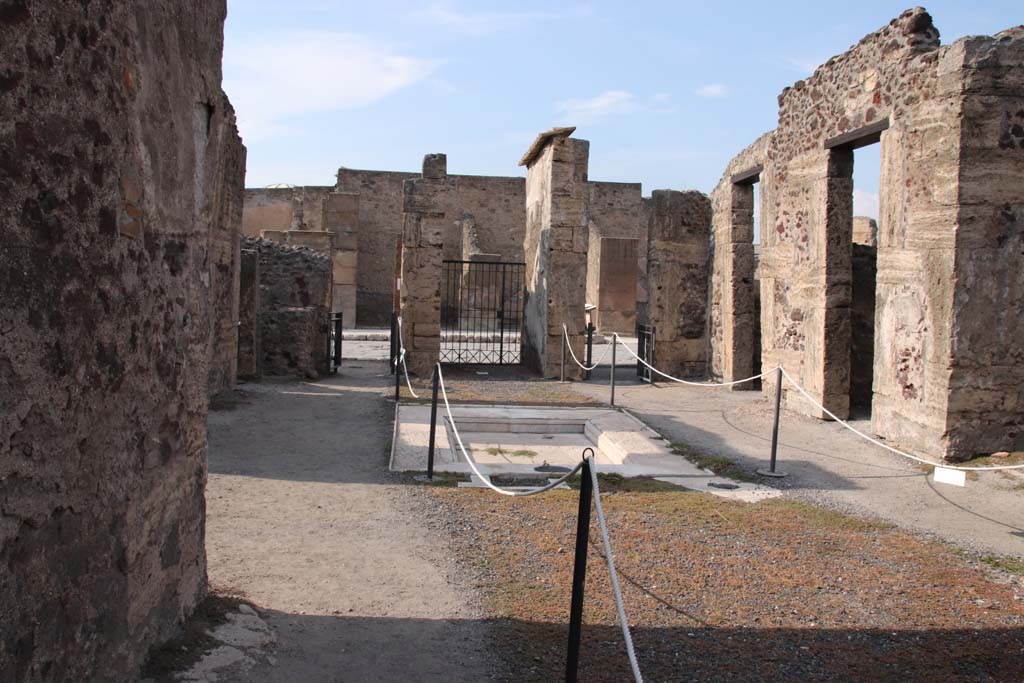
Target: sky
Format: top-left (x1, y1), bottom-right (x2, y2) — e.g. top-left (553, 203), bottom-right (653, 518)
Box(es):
top-left (223, 1), bottom-right (1022, 221)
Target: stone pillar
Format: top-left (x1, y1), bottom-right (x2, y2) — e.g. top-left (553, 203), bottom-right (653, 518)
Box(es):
top-left (324, 192), bottom-right (360, 328)
top-left (588, 236), bottom-right (638, 334)
top-left (237, 249), bottom-right (262, 379)
top-left (646, 190), bottom-right (712, 378)
top-left (520, 128), bottom-right (589, 379)
top-left (400, 154), bottom-right (448, 376)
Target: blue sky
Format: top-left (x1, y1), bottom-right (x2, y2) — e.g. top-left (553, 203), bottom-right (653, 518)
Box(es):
top-left (224, 1), bottom-right (1021, 219)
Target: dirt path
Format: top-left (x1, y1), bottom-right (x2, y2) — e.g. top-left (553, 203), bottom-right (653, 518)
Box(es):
top-left (201, 362), bottom-right (495, 681)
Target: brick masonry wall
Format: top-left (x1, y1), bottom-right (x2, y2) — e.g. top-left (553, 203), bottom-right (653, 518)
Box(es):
top-left (587, 182), bottom-right (644, 333)
top-left (0, 1), bottom-right (244, 679)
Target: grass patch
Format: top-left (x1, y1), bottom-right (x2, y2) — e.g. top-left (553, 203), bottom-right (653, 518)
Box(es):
top-left (670, 441), bottom-right (760, 483)
top-left (564, 472), bottom-right (681, 493)
top-left (485, 446), bottom-right (538, 458)
top-left (761, 498), bottom-right (892, 533)
top-left (980, 554), bottom-right (1024, 575)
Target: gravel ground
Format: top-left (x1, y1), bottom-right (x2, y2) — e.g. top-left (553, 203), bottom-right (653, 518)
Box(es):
top-left (570, 370), bottom-right (1024, 560)
top-left (193, 363), bottom-right (503, 681)
top-left (423, 481), bottom-right (1024, 682)
top-left (398, 364), bottom-right (603, 406)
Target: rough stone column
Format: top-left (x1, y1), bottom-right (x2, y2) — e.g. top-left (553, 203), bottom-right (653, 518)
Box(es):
top-left (520, 128), bottom-right (589, 379)
top-left (646, 190), bottom-right (712, 377)
top-left (400, 154), bottom-right (448, 376)
top-left (237, 248), bottom-right (262, 379)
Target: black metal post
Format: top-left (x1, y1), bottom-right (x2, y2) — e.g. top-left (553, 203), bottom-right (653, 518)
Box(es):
top-left (565, 455), bottom-right (593, 683)
top-left (427, 365), bottom-right (439, 479)
top-left (395, 349), bottom-right (401, 402)
top-left (389, 313), bottom-right (397, 376)
top-left (585, 323), bottom-right (594, 380)
top-left (757, 366), bottom-right (787, 477)
top-left (332, 312), bottom-right (343, 371)
top-left (561, 330), bottom-right (566, 382)
top-left (610, 338), bottom-right (616, 407)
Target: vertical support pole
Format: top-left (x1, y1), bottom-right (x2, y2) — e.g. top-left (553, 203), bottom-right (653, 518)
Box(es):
top-left (390, 313), bottom-right (397, 376)
top-left (395, 330), bottom-right (401, 403)
top-left (427, 364), bottom-right (439, 480)
top-left (757, 366), bottom-right (788, 477)
top-left (561, 330), bottom-right (567, 382)
top-left (610, 337), bottom-right (617, 407)
top-left (565, 456), bottom-right (593, 683)
top-left (585, 323), bottom-right (594, 381)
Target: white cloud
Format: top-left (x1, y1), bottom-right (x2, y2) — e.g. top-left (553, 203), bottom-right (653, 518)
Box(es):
top-left (853, 189), bottom-right (880, 220)
top-left (417, 3), bottom-right (562, 36)
top-left (786, 56), bottom-right (826, 75)
top-left (224, 32), bottom-right (437, 142)
top-left (555, 90), bottom-right (639, 123)
top-left (695, 83), bottom-right (728, 98)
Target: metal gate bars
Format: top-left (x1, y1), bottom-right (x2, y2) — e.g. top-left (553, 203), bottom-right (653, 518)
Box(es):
top-left (441, 260), bottom-right (525, 365)
top-left (636, 323), bottom-right (655, 383)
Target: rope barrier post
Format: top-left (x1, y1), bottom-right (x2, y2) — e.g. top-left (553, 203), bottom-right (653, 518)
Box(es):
top-left (394, 353), bottom-right (401, 402)
top-left (389, 313), bottom-right (397, 376)
top-left (610, 337), bottom-right (617, 407)
top-left (565, 452), bottom-right (594, 683)
top-left (757, 366), bottom-right (788, 478)
top-left (560, 329), bottom-right (566, 382)
top-left (585, 322), bottom-right (595, 381)
top-left (415, 364), bottom-right (441, 483)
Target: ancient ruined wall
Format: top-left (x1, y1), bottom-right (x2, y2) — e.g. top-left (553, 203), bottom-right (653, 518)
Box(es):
top-left (400, 155), bottom-right (448, 376)
top-left (522, 131), bottom-right (590, 378)
top-left (944, 29), bottom-right (1024, 456)
top-left (646, 190), bottom-right (712, 377)
top-left (442, 175), bottom-right (526, 263)
top-left (709, 133), bottom-right (771, 386)
top-left (0, 1), bottom-right (244, 679)
top-left (336, 169), bottom-right (415, 326)
top-left (208, 138), bottom-right (246, 395)
top-left (241, 186), bottom-right (333, 236)
top-left (246, 237), bottom-right (332, 379)
top-left (586, 182), bottom-right (644, 333)
top-left (750, 8), bottom-right (1023, 458)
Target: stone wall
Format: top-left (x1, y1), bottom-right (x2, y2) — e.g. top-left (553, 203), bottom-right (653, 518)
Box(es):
top-left (521, 128), bottom-right (589, 379)
top-left (0, 1), bottom-right (244, 679)
top-left (245, 237), bottom-right (332, 379)
top-left (586, 182), bottom-right (644, 333)
top-left (944, 29), bottom-right (1024, 455)
top-left (238, 249), bottom-right (261, 380)
top-left (719, 8), bottom-right (1024, 458)
top-left (646, 190), bottom-right (712, 377)
top-left (252, 165), bottom-right (646, 329)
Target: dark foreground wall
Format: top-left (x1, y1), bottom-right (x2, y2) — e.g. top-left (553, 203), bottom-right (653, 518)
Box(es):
top-left (0, 2), bottom-right (244, 680)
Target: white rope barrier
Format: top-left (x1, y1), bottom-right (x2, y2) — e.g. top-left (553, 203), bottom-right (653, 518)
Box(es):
top-left (436, 364), bottom-right (584, 496)
top-left (561, 323), bottom-right (612, 371)
top-left (779, 368), bottom-right (1024, 473)
top-left (394, 316), bottom-right (420, 399)
top-left (589, 463), bottom-right (644, 683)
top-left (613, 333), bottom-right (773, 388)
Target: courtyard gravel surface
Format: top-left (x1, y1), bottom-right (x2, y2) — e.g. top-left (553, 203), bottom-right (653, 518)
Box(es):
top-left (422, 481), bottom-right (1024, 682)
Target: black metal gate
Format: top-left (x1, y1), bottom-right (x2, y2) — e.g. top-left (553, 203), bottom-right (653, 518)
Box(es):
top-left (441, 260), bottom-right (525, 364)
top-left (636, 323), bottom-right (655, 383)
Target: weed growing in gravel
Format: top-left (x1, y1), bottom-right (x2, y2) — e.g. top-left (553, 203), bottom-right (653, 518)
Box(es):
top-left (485, 446), bottom-right (538, 458)
top-left (980, 554), bottom-right (1024, 575)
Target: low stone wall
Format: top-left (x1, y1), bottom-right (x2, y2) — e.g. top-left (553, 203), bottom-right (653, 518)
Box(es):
top-left (244, 237), bottom-right (332, 379)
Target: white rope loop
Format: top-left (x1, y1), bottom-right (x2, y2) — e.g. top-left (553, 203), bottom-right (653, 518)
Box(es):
top-left (436, 364), bottom-right (584, 496)
top-left (561, 323), bottom-right (611, 371)
top-left (394, 316), bottom-right (420, 399)
top-left (589, 461), bottom-right (644, 683)
top-left (612, 332), bottom-right (772, 388)
top-left (779, 368), bottom-right (1024, 472)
